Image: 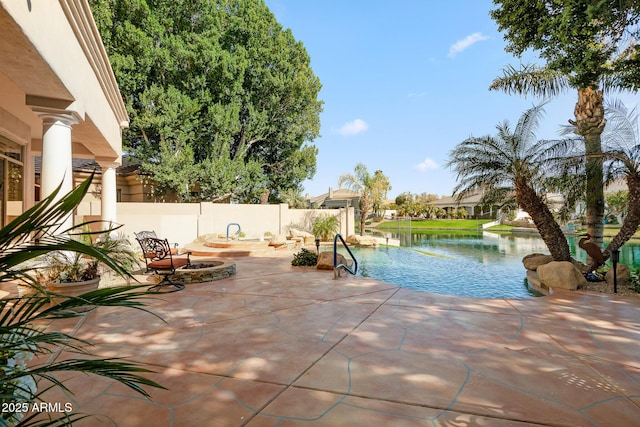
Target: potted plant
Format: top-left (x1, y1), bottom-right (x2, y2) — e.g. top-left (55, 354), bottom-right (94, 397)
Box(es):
top-left (35, 230), bottom-right (140, 299)
top-left (1, 176), bottom-right (165, 425)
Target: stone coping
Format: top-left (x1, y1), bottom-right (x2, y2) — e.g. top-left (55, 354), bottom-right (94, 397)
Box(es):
top-left (154, 259), bottom-right (236, 285)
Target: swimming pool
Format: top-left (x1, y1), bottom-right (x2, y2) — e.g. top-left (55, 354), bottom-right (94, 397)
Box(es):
top-left (347, 231), bottom-right (640, 299)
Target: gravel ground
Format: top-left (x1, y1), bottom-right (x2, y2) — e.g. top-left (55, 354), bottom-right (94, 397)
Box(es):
top-left (579, 280), bottom-right (640, 298)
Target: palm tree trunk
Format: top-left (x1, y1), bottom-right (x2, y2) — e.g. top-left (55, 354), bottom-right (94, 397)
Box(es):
top-left (573, 87), bottom-right (606, 256)
top-left (604, 173), bottom-right (640, 258)
top-left (516, 177), bottom-right (571, 261)
top-left (359, 196), bottom-right (370, 236)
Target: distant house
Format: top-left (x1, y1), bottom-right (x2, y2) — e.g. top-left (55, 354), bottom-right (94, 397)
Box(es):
top-left (34, 156), bottom-right (189, 204)
top-left (307, 187), bottom-right (360, 210)
top-left (429, 192), bottom-right (499, 219)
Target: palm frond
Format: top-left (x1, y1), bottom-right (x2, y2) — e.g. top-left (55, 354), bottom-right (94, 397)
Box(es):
top-left (514, 102), bottom-right (548, 146)
top-left (1, 176), bottom-right (166, 421)
top-left (489, 64), bottom-right (570, 97)
top-left (26, 359), bottom-right (166, 398)
top-left (15, 409), bottom-right (88, 427)
top-left (603, 99), bottom-right (639, 156)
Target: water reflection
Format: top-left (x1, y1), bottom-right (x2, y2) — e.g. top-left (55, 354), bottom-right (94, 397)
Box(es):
top-left (349, 231), bottom-right (640, 299)
top-left (384, 230), bottom-right (640, 269)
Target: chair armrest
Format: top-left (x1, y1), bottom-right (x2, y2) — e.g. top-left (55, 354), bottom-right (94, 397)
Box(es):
top-left (178, 250), bottom-right (192, 264)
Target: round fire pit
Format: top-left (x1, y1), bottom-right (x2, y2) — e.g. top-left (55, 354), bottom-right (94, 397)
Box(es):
top-left (158, 260), bottom-right (236, 285)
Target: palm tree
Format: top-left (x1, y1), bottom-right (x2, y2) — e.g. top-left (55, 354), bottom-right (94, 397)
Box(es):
top-left (279, 186), bottom-right (308, 209)
top-left (370, 170), bottom-right (392, 218)
top-left (548, 99), bottom-right (640, 263)
top-left (447, 104), bottom-right (571, 261)
top-left (338, 164), bottom-right (391, 236)
top-left (1, 176), bottom-right (164, 425)
top-left (596, 101), bottom-right (640, 258)
top-left (490, 66), bottom-right (609, 249)
top-left (490, 2), bottom-right (640, 250)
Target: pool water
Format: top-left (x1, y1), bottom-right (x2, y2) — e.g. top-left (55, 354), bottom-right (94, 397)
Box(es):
top-left (346, 232), bottom-right (640, 299)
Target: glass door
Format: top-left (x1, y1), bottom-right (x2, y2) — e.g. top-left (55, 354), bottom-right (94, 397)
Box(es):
top-left (0, 136), bottom-right (24, 227)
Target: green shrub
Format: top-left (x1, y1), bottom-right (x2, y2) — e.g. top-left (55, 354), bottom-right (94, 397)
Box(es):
top-left (312, 215), bottom-right (339, 241)
top-left (631, 268), bottom-right (640, 293)
top-left (291, 248), bottom-right (318, 266)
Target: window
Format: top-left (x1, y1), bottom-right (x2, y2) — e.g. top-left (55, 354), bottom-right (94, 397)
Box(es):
top-left (0, 135), bottom-right (24, 226)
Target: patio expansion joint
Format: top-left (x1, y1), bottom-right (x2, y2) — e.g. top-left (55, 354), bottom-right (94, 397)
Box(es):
top-left (275, 383), bottom-right (567, 427)
top-left (493, 298), bottom-right (640, 418)
top-left (241, 287), bottom-right (403, 425)
top-left (43, 313), bottom-right (90, 365)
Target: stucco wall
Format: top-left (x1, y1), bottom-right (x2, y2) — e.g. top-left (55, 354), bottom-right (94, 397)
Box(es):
top-left (101, 203), bottom-right (354, 247)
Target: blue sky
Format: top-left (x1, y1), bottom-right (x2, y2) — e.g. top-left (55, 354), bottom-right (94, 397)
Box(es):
top-left (265, 0), bottom-right (639, 199)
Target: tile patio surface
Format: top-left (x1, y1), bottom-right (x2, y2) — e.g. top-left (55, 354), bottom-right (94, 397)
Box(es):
top-left (31, 254), bottom-right (640, 426)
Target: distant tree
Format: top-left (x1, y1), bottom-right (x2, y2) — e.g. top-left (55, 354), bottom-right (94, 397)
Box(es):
top-left (417, 192), bottom-right (438, 204)
top-left (90, 0), bottom-right (323, 202)
top-left (490, 0), bottom-right (640, 249)
top-left (454, 207), bottom-right (469, 219)
top-left (447, 105), bottom-right (571, 261)
top-left (606, 191), bottom-right (628, 224)
top-left (370, 170), bottom-right (392, 218)
top-left (395, 192), bottom-right (412, 207)
top-left (394, 192), bottom-right (441, 218)
top-left (280, 186), bottom-right (308, 209)
top-left (338, 164), bottom-right (391, 235)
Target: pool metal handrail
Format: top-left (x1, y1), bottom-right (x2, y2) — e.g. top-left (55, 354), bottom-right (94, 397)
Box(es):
top-left (333, 233), bottom-right (358, 278)
top-left (226, 223), bottom-right (241, 241)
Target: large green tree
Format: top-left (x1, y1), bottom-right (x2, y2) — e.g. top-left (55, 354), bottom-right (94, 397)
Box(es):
top-left (90, 0), bottom-right (323, 202)
top-left (490, 0), bottom-right (640, 255)
top-left (448, 105), bottom-right (571, 261)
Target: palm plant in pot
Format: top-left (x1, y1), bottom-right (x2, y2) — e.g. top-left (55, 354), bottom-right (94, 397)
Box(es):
top-left (35, 228), bottom-right (140, 303)
top-left (1, 176), bottom-right (165, 426)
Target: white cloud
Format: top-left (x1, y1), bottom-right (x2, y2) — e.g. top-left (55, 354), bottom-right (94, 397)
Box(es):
top-left (338, 118), bottom-right (368, 136)
top-left (416, 157), bottom-right (439, 171)
top-left (448, 32), bottom-right (489, 58)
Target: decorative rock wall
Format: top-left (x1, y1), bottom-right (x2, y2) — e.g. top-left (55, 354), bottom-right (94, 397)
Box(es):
top-left (156, 261), bottom-right (236, 285)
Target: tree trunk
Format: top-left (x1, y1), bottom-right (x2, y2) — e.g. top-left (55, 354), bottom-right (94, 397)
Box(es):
top-left (359, 195), bottom-right (371, 236)
top-left (572, 87), bottom-right (606, 260)
top-left (516, 177), bottom-right (571, 261)
top-left (604, 173), bottom-right (640, 258)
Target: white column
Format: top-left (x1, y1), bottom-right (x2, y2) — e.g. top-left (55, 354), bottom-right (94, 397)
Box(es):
top-left (39, 113), bottom-right (79, 231)
top-left (98, 161), bottom-right (118, 230)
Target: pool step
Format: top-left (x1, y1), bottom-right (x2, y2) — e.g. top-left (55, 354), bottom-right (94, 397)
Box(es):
top-left (184, 242), bottom-right (282, 257)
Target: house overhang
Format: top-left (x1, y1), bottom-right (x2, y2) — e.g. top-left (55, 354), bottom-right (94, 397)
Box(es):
top-left (0, 0), bottom-right (128, 162)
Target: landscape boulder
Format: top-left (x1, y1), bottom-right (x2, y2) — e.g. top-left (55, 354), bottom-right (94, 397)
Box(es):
top-left (537, 261), bottom-right (587, 291)
top-left (525, 270), bottom-right (548, 294)
top-left (269, 234), bottom-right (287, 247)
top-left (317, 251), bottom-right (348, 270)
top-left (346, 234), bottom-right (379, 247)
top-left (605, 264), bottom-right (630, 286)
top-left (288, 228), bottom-right (313, 239)
top-left (522, 253), bottom-right (553, 271)
top-left (571, 259), bottom-right (589, 273)
top-left (288, 228), bottom-right (314, 242)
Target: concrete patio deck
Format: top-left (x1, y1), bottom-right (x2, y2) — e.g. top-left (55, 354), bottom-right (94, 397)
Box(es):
top-left (31, 254), bottom-right (640, 426)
